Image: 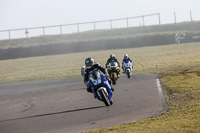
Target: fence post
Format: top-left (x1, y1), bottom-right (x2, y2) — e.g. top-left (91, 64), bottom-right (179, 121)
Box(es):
top-left (174, 12), bottom-right (177, 23)
top-left (158, 13), bottom-right (161, 25)
top-left (190, 10), bottom-right (193, 22)
top-left (110, 20), bottom-right (112, 29)
top-left (142, 16), bottom-right (145, 26)
top-left (25, 28), bottom-right (29, 38)
top-left (77, 23), bottom-right (79, 33)
top-left (60, 25), bottom-right (63, 35)
top-left (8, 30), bottom-right (11, 40)
top-left (93, 22), bottom-right (96, 30)
top-left (43, 27), bottom-right (45, 36)
top-left (126, 18), bottom-right (129, 28)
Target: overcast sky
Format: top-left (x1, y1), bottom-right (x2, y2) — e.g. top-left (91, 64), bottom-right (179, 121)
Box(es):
top-left (0, 0), bottom-right (200, 31)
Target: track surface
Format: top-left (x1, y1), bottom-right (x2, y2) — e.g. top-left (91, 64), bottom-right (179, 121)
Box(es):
top-left (0, 74), bottom-right (167, 133)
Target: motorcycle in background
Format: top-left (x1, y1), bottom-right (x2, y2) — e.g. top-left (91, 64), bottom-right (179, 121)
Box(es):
top-left (123, 60), bottom-right (133, 78)
top-left (107, 61), bottom-right (120, 85)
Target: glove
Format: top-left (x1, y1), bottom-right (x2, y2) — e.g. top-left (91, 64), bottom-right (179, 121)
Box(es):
top-left (85, 81), bottom-right (89, 87)
top-left (105, 74), bottom-right (111, 84)
top-left (105, 74), bottom-right (110, 79)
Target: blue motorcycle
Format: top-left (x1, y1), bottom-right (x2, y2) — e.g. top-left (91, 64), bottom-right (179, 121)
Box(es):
top-left (89, 70), bottom-right (113, 106)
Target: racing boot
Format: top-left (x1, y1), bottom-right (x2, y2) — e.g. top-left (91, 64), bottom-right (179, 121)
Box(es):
top-left (117, 70), bottom-right (120, 78)
top-left (111, 86), bottom-right (115, 91)
top-left (110, 98), bottom-right (113, 105)
top-left (94, 94), bottom-right (97, 99)
top-left (118, 72), bottom-right (120, 78)
top-left (87, 86), bottom-right (93, 93)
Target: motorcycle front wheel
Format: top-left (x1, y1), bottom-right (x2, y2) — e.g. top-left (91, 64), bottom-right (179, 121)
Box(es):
top-left (99, 89), bottom-right (110, 106)
top-left (111, 73), bottom-right (116, 85)
top-left (127, 69), bottom-right (130, 78)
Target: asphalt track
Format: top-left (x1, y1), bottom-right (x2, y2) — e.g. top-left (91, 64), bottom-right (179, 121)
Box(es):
top-left (0, 74), bottom-right (168, 133)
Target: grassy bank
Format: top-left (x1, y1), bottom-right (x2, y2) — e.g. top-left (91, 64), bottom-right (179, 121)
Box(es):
top-left (0, 21), bottom-right (199, 49)
top-left (81, 66), bottom-right (200, 133)
top-left (0, 42), bottom-right (200, 83)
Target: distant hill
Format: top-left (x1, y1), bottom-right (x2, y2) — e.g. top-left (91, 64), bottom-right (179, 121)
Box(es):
top-left (0, 21), bottom-right (199, 60)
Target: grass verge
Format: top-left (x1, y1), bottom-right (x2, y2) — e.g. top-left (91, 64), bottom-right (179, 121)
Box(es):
top-left (81, 66), bottom-right (200, 133)
top-left (0, 42), bottom-right (200, 83)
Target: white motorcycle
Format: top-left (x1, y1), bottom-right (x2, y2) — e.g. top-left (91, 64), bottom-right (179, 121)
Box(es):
top-left (123, 60), bottom-right (133, 78)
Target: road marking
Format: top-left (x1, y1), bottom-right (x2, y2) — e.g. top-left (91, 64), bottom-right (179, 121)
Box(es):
top-left (156, 79), bottom-right (164, 99)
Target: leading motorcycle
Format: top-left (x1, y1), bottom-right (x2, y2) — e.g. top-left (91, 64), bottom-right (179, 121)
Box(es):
top-left (89, 70), bottom-right (113, 106)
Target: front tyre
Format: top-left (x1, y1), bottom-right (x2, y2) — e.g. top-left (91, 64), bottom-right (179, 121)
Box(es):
top-left (127, 69), bottom-right (130, 78)
top-left (99, 89), bottom-right (110, 106)
top-left (111, 73), bottom-right (116, 85)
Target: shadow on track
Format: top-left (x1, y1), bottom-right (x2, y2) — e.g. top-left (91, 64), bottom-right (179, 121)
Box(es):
top-left (0, 105), bottom-right (104, 123)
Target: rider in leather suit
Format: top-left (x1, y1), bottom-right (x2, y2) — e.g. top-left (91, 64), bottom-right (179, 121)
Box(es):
top-left (84, 57), bottom-right (114, 93)
top-left (122, 54), bottom-right (133, 73)
top-left (105, 54), bottom-right (121, 77)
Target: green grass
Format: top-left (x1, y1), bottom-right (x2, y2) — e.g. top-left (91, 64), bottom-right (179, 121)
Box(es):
top-left (0, 42), bottom-right (200, 133)
top-left (0, 42), bottom-right (200, 83)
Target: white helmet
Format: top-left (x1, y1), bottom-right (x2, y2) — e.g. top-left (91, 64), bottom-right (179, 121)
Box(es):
top-left (124, 54), bottom-right (128, 59)
top-left (110, 54), bottom-right (115, 58)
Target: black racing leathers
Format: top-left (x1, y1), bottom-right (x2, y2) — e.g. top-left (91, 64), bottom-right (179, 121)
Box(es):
top-left (84, 62), bottom-right (109, 85)
top-left (105, 58), bottom-right (120, 68)
top-left (106, 58), bottom-right (120, 77)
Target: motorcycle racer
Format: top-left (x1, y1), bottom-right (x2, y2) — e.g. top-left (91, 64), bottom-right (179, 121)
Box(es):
top-left (122, 54), bottom-right (133, 73)
top-left (105, 54), bottom-right (120, 77)
top-left (84, 57), bottom-right (114, 93)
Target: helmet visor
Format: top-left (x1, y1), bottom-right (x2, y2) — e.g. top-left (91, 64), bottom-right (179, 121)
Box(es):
top-left (86, 63), bottom-right (91, 67)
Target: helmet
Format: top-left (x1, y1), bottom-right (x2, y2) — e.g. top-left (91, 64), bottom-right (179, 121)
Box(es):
top-left (110, 54), bottom-right (115, 59)
top-left (85, 57), bottom-right (94, 67)
top-left (124, 54), bottom-right (128, 59)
